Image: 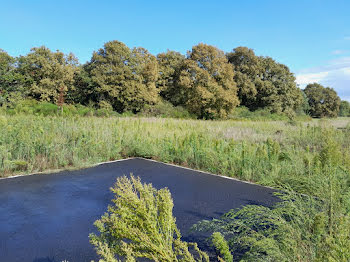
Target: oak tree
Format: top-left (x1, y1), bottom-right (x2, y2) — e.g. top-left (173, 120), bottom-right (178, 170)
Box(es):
top-left (304, 83), bottom-right (341, 118)
top-left (86, 41), bottom-right (159, 112)
top-left (171, 43), bottom-right (239, 119)
top-left (17, 46), bottom-right (79, 103)
top-left (227, 47), bottom-right (303, 117)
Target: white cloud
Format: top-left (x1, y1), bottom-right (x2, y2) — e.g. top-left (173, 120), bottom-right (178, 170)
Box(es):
top-left (345, 36), bottom-right (350, 40)
top-left (296, 71), bottom-right (330, 86)
top-left (343, 67), bottom-right (350, 75)
top-left (332, 49), bottom-right (346, 55)
top-left (296, 56), bottom-right (350, 101)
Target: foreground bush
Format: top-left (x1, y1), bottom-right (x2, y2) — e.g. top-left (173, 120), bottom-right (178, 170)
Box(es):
top-left (90, 175), bottom-right (208, 262)
top-left (194, 135), bottom-right (350, 261)
top-left (195, 192), bottom-right (350, 262)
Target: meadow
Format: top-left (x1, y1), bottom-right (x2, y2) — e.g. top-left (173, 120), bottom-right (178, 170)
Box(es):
top-left (1, 114), bottom-right (350, 261)
top-left (1, 115), bottom-right (349, 193)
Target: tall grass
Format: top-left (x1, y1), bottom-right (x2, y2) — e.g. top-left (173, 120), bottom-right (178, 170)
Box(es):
top-left (1, 115), bottom-right (349, 195)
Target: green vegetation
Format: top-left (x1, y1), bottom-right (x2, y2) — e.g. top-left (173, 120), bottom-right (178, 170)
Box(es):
top-left (167, 43), bottom-right (239, 119)
top-left (194, 132), bottom-right (350, 261)
top-left (210, 232), bottom-right (233, 262)
top-left (227, 47), bottom-right (303, 118)
top-left (1, 39), bottom-right (348, 261)
top-left (83, 41), bottom-right (159, 113)
top-left (304, 83), bottom-right (341, 118)
top-left (339, 100), bottom-right (350, 117)
top-left (1, 114), bottom-right (350, 260)
top-left (0, 41), bottom-right (342, 119)
top-left (1, 115), bottom-right (349, 190)
top-left (90, 175), bottom-right (209, 262)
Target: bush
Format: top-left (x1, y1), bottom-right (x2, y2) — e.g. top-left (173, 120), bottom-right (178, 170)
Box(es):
top-left (140, 100), bottom-right (194, 119)
top-left (229, 106), bottom-right (289, 121)
top-left (211, 232), bottom-right (233, 262)
top-left (90, 175), bottom-right (208, 262)
top-left (2, 99), bottom-right (99, 117)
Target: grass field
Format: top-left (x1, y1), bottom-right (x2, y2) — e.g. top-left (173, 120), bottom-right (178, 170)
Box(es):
top-left (2, 114), bottom-right (350, 260)
top-left (1, 115), bottom-right (349, 194)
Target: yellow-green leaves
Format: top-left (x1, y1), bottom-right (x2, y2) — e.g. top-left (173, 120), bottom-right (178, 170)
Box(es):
top-left (174, 43), bottom-right (239, 119)
top-left (90, 175), bottom-right (208, 262)
top-left (17, 46), bottom-right (79, 104)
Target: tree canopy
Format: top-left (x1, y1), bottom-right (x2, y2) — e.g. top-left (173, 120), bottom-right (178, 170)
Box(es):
top-left (227, 47), bottom-right (303, 117)
top-left (86, 41), bottom-right (159, 113)
top-left (0, 50), bottom-right (26, 104)
top-left (17, 46), bottom-right (79, 103)
top-left (339, 100), bottom-right (350, 117)
top-left (169, 43), bottom-right (239, 119)
top-left (156, 50), bottom-right (185, 100)
top-left (304, 83), bottom-right (341, 118)
top-left (0, 41), bottom-right (343, 119)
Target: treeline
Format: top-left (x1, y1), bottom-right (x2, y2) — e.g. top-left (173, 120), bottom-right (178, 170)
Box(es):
top-left (0, 41), bottom-right (345, 119)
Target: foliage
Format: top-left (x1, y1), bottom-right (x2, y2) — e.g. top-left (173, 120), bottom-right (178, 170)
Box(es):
top-left (211, 232), bottom-right (233, 262)
top-left (1, 113), bottom-right (350, 259)
top-left (195, 190), bottom-right (350, 262)
top-left (156, 50), bottom-right (185, 99)
top-left (90, 175), bottom-right (209, 262)
top-left (86, 41), bottom-right (159, 113)
top-left (229, 106), bottom-right (290, 121)
top-left (17, 46), bottom-right (79, 103)
top-left (304, 83), bottom-right (341, 118)
top-left (140, 100), bottom-right (194, 119)
top-left (227, 47), bottom-right (303, 117)
top-left (339, 100), bottom-right (350, 117)
top-left (194, 193), bottom-right (321, 261)
top-left (1, 43), bottom-right (342, 119)
top-left (169, 43), bottom-right (239, 119)
top-left (193, 133), bottom-right (350, 261)
top-left (0, 49), bottom-right (27, 104)
top-left (67, 65), bottom-right (95, 105)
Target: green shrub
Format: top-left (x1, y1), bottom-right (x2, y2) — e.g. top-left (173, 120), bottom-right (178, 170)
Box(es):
top-left (2, 99), bottom-right (101, 117)
top-left (140, 100), bottom-right (194, 119)
top-left (211, 232), bottom-right (233, 262)
top-left (194, 193), bottom-right (324, 262)
top-left (229, 106), bottom-right (289, 121)
top-left (90, 175), bottom-right (208, 262)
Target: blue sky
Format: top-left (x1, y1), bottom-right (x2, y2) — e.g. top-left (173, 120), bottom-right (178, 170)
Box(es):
top-left (1, 0), bottom-right (349, 99)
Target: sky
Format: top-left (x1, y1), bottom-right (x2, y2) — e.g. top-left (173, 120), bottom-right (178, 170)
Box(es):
top-left (1, 0), bottom-right (349, 100)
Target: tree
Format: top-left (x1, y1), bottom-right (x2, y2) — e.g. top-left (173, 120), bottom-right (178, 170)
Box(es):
top-left (304, 83), bottom-right (341, 118)
top-left (227, 47), bottom-right (303, 117)
top-left (169, 43), bottom-right (239, 119)
top-left (0, 49), bottom-right (26, 104)
top-left (17, 46), bottom-right (79, 103)
top-left (86, 40), bottom-right (159, 113)
top-left (66, 65), bottom-right (95, 105)
top-left (90, 175), bottom-right (209, 262)
top-left (339, 100), bottom-right (350, 117)
top-left (258, 56), bottom-right (303, 117)
top-left (156, 50), bottom-right (185, 100)
top-left (226, 47), bottom-right (259, 108)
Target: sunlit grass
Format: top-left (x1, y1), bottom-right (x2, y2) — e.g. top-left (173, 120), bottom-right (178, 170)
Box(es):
top-left (1, 115), bottom-right (350, 197)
